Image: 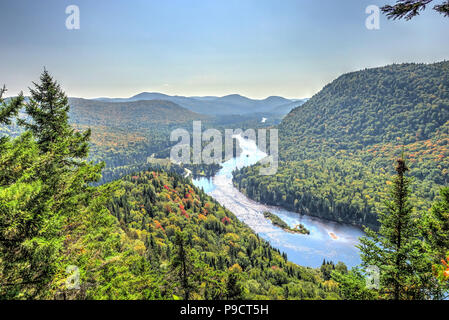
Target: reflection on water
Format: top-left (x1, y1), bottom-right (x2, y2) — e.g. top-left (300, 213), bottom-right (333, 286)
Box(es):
top-left (193, 135), bottom-right (364, 268)
top-left (193, 177), bottom-right (216, 194)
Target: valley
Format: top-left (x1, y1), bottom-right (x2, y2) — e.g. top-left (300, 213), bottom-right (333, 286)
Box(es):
top-left (193, 135), bottom-right (364, 268)
top-left (2, 0), bottom-right (449, 304)
top-left (1, 61), bottom-right (448, 300)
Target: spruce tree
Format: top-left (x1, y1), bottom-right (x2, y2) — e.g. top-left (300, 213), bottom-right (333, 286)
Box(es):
top-left (0, 84), bottom-right (59, 298)
top-left (18, 70), bottom-right (103, 217)
top-left (226, 271), bottom-right (244, 299)
top-left (358, 157), bottom-right (435, 299)
top-left (171, 231), bottom-right (193, 300)
top-left (18, 69), bottom-right (91, 159)
top-left (0, 71), bottom-right (104, 299)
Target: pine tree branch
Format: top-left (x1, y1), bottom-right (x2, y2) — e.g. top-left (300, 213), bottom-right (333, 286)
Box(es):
top-left (434, 0), bottom-right (449, 16)
top-left (0, 86), bottom-right (24, 125)
top-left (382, 0), bottom-right (449, 19)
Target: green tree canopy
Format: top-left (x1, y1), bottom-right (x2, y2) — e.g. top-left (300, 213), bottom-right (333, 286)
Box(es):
top-left (358, 158), bottom-right (436, 299)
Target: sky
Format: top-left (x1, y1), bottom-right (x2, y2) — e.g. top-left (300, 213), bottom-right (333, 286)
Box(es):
top-left (1, 0), bottom-right (448, 99)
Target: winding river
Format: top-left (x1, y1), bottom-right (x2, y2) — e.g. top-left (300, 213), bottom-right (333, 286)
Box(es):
top-left (192, 135), bottom-right (364, 268)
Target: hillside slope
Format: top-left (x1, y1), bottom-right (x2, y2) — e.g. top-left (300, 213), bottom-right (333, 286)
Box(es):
top-left (234, 61), bottom-right (449, 228)
top-left (68, 98), bottom-right (207, 128)
top-left (270, 99), bottom-right (308, 115)
top-left (104, 170), bottom-right (340, 299)
top-left (281, 62), bottom-right (449, 155)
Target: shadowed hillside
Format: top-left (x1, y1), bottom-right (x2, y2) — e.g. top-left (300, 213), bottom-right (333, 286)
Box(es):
top-left (234, 61), bottom-right (449, 228)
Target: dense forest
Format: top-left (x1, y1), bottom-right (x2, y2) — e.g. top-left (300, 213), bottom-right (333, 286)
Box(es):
top-left (1, 94), bottom-right (282, 186)
top-left (0, 71), bottom-right (341, 300)
top-left (2, 0), bottom-right (449, 302)
top-left (105, 170), bottom-right (341, 300)
top-left (1, 67), bottom-right (448, 300)
top-left (234, 61), bottom-right (449, 228)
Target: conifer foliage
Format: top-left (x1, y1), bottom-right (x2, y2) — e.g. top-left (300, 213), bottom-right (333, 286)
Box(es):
top-left (0, 71), bottom-right (337, 300)
top-left (358, 158), bottom-right (435, 299)
top-left (0, 70), bottom-right (105, 298)
top-left (382, 0), bottom-right (449, 20)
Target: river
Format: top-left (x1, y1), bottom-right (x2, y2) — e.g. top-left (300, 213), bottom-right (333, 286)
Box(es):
top-left (192, 135), bottom-right (364, 268)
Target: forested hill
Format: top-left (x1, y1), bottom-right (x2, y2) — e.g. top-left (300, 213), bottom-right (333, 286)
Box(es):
top-left (0, 71), bottom-right (341, 300)
top-left (280, 61), bottom-right (449, 156)
top-left (103, 170), bottom-right (341, 300)
top-left (68, 98), bottom-right (208, 127)
top-left (233, 61), bottom-right (449, 228)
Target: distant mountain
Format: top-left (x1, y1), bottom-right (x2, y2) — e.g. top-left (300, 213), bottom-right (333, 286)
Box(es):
top-left (68, 98), bottom-right (208, 128)
top-left (217, 94), bottom-right (255, 105)
top-left (95, 92), bottom-right (302, 115)
top-left (269, 98), bottom-right (309, 115)
top-left (261, 95), bottom-right (292, 106)
top-left (129, 92), bottom-right (173, 101)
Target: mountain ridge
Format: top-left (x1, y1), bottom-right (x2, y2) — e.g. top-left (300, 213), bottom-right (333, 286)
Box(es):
top-left (94, 92), bottom-right (306, 115)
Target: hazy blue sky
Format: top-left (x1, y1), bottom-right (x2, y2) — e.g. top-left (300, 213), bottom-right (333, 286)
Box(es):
top-left (1, 0), bottom-right (448, 99)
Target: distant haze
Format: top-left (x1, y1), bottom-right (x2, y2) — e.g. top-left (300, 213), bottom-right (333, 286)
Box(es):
top-left (91, 92), bottom-right (309, 115)
top-left (1, 0), bottom-right (448, 99)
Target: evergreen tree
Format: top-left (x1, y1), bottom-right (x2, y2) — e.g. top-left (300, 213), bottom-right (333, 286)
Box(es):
top-left (226, 272), bottom-right (244, 300)
top-left (171, 231), bottom-right (194, 300)
top-left (358, 158), bottom-right (435, 299)
top-left (18, 70), bottom-right (104, 222)
top-left (382, 0), bottom-right (449, 20)
top-left (331, 267), bottom-right (377, 300)
top-left (424, 187), bottom-right (449, 259)
top-left (18, 69), bottom-right (91, 159)
top-left (0, 71), bottom-right (104, 299)
top-left (423, 187), bottom-right (449, 297)
top-left (0, 84), bottom-right (61, 298)
top-left (0, 86), bottom-right (23, 126)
